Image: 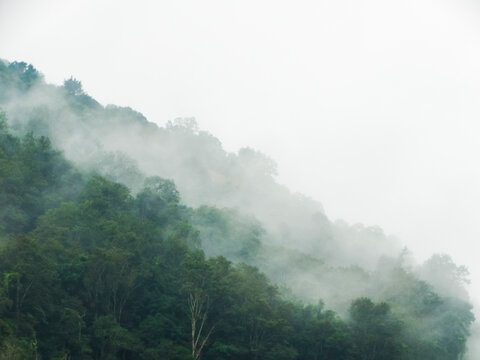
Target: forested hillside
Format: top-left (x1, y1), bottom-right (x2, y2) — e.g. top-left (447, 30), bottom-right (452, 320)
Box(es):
top-left (0, 60), bottom-right (475, 359)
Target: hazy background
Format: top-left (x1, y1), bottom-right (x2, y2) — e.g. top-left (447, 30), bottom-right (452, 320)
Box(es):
top-left (1, 0), bottom-right (480, 338)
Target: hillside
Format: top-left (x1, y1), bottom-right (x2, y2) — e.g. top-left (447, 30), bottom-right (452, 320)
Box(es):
top-left (0, 60), bottom-right (475, 359)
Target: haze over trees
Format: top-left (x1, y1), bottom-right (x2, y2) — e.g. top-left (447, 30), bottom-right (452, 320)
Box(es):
top-left (0, 60), bottom-right (475, 359)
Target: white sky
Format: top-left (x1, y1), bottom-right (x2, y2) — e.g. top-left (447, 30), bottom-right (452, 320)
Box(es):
top-left (1, 0), bottom-right (480, 306)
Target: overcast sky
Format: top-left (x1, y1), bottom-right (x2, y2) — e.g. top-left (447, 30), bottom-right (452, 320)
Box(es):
top-left (1, 0), bottom-right (480, 308)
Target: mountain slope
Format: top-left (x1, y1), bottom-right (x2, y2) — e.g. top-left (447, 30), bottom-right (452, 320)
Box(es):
top-left (0, 60), bottom-right (475, 359)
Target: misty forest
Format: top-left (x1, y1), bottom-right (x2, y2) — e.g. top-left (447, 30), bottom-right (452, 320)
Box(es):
top-left (0, 60), bottom-right (475, 360)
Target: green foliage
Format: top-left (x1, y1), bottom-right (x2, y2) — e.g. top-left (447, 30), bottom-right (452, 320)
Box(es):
top-left (0, 60), bottom-right (42, 101)
top-left (63, 76), bottom-right (101, 110)
top-left (190, 206), bottom-right (263, 261)
top-left (63, 77), bottom-right (84, 97)
top-left (0, 63), bottom-right (475, 360)
top-left (292, 302), bottom-right (354, 360)
top-left (349, 298), bottom-right (403, 360)
top-left (0, 120), bottom-right (80, 236)
top-left (373, 266), bottom-right (474, 359)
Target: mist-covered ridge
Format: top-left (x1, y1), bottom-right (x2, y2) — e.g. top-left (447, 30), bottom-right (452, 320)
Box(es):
top-left (0, 59), bottom-right (475, 359)
top-left (0, 59), bottom-right (399, 270)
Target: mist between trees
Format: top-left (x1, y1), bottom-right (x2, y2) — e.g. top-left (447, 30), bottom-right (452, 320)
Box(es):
top-left (0, 59), bottom-right (475, 359)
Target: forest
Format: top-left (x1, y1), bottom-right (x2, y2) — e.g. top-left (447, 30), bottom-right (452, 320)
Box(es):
top-left (0, 60), bottom-right (475, 359)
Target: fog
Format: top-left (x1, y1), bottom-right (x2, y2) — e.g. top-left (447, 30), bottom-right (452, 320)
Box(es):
top-left (2, 0), bottom-right (480, 356)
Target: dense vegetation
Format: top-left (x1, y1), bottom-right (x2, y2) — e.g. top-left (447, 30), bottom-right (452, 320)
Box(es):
top-left (0, 60), bottom-right (475, 359)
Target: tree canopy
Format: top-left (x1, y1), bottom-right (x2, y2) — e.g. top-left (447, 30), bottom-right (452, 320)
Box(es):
top-left (0, 61), bottom-right (475, 359)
